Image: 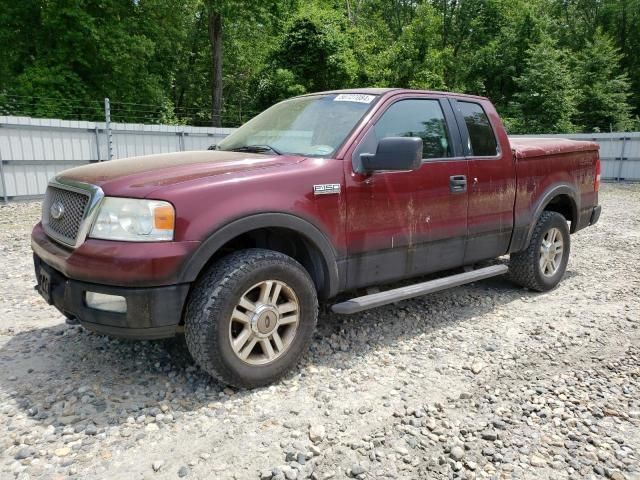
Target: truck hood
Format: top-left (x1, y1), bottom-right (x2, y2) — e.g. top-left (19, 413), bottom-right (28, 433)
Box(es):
top-left (59, 150), bottom-right (306, 197)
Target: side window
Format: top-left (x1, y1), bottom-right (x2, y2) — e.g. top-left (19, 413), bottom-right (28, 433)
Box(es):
top-left (374, 99), bottom-right (452, 159)
top-left (457, 101), bottom-right (498, 156)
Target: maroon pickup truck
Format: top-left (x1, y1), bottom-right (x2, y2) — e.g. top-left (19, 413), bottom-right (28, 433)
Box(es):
top-left (32, 88), bottom-right (601, 387)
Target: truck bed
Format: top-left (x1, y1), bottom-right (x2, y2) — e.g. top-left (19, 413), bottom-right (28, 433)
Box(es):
top-left (509, 137), bottom-right (599, 159)
top-left (509, 136), bottom-right (600, 251)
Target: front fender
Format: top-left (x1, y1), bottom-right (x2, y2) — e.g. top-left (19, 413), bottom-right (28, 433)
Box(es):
top-left (177, 212), bottom-right (341, 298)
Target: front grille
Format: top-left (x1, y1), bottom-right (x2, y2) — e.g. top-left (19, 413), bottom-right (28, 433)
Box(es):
top-left (43, 186), bottom-right (90, 246)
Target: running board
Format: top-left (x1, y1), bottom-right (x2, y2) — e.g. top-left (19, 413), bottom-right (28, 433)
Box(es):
top-left (331, 264), bottom-right (508, 314)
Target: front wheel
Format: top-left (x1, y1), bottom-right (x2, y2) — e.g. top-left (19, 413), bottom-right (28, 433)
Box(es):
top-left (184, 249), bottom-right (318, 388)
top-left (509, 211), bottom-right (571, 292)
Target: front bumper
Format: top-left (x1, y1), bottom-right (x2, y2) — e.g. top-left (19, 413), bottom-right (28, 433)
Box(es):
top-left (31, 222), bottom-right (200, 287)
top-left (34, 255), bottom-right (189, 339)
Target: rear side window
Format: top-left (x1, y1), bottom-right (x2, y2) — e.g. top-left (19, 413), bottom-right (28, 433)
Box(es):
top-left (457, 101), bottom-right (498, 156)
top-left (374, 99), bottom-right (452, 159)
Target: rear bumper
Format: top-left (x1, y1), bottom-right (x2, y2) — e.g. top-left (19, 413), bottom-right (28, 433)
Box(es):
top-left (34, 255), bottom-right (189, 339)
top-left (590, 205), bottom-right (602, 225)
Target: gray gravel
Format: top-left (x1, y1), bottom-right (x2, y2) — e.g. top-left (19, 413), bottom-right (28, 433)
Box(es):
top-left (1, 183), bottom-right (639, 480)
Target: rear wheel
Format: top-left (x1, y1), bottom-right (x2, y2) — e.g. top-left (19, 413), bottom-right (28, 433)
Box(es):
top-left (509, 211), bottom-right (570, 291)
top-left (184, 249), bottom-right (318, 388)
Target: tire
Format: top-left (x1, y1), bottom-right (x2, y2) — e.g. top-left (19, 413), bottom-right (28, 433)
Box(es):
top-left (184, 248), bottom-right (318, 388)
top-left (63, 312), bottom-right (80, 325)
top-left (509, 211), bottom-right (571, 292)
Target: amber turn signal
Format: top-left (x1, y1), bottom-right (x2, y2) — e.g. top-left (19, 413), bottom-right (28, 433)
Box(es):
top-left (154, 205), bottom-right (175, 230)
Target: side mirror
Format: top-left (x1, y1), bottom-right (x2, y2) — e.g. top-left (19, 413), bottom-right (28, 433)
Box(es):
top-left (359, 137), bottom-right (422, 173)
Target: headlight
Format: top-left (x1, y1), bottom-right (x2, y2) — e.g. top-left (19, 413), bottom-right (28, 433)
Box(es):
top-left (89, 198), bottom-right (175, 241)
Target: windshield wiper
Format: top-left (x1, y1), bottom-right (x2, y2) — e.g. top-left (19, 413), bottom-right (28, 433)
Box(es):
top-left (228, 144), bottom-right (282, 155)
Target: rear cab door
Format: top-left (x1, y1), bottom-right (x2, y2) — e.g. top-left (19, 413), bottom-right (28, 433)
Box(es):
top-left (449, 97), bottom-right (516, 264)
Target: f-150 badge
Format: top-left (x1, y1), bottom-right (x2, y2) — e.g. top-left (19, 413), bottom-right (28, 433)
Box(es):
top-left (313, 184), bottom-right (341, 195)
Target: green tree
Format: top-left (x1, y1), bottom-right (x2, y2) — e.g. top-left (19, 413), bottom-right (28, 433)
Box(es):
top-left (594, 0), bottom-right (640, 119)
top-left (255, 7), bottom-right (358, 108)
top-left (553, 0), bottom-right (640, 120)
top-left (202, 0), bottom-right (287, 125)
top-left (366, 0), bottom-right (419, 37)
top-left (573, 30), bottom-right (633, 132)
top-left (1, 0), bottom-right (639, 131)
top-left (254, 68), bottom-right (306, 110)
top-left (380, 3), bottom-right (448, 90)
top-left (510, 37), bottom-right (578, 133)
top-left (0, 0), bottom-right (198, 121)
top-left (446, 0), bottom-right (546, 104)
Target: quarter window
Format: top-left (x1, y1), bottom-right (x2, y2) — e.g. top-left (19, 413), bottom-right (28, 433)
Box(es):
top-left (374, 99), bottom-right (452, 159)
top-left (457, 101), bottom-right (498, 156)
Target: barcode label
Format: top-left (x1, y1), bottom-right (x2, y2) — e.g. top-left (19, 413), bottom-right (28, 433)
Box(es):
top-left (333, 94), bottom-right (376, 104)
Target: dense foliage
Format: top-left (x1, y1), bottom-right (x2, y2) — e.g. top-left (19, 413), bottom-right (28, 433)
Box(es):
top-left (1, 0), bottom-right (638, 133)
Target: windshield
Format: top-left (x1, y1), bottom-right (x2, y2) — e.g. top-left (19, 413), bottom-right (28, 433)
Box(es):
top-left (217, 93), bottom-right (378, 157)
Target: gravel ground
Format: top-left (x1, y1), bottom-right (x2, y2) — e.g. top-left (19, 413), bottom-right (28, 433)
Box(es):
top-left (0, 183), bottom-right (639, 480)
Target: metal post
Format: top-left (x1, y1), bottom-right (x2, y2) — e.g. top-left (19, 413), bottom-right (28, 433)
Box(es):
top-left (179, 131), bottom-right (185, 151)
top-left (617, 136), bottom-right (627, 182)
top-left (0, 147), bottom-right (8, 203)
top-left (94, 126), bottom-right (101, 162)
top-left (104, 97), bottom-right (114, 160)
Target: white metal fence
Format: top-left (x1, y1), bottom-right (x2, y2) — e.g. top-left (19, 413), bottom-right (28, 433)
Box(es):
top-left (0, 116), bottom-right (235, 201)
top-left (1, 115), bottom-right (638, 201)
top-left (511, 132), bottom-right (640, 181)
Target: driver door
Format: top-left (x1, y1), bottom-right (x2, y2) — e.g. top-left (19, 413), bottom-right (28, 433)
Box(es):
top-left (344, 95), bottom-right (469, 289)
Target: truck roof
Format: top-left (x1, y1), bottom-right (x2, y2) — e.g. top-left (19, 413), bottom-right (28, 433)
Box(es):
top-left (302, 88), bottom-right (489, 101)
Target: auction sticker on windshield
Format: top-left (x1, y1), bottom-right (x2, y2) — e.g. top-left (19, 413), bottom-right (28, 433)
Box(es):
top-left (333, 94), bottom-right (376, 104)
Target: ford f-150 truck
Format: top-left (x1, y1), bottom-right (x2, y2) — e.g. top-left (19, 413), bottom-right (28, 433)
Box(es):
top-left (31, 88), bottom-right (601, 387)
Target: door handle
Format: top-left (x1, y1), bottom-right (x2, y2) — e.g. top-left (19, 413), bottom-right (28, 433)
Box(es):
top-left (449, 175), bottom-right (467, 193)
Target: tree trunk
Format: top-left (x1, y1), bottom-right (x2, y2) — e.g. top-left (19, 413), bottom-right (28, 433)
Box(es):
top-left (176, 11), bottom-right (206, 120)
top-left (620, 0), bottom-right (627, 55)
top-left (208, 10), bottom-right (223, 127)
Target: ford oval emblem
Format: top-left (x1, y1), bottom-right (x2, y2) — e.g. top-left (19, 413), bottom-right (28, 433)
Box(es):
top-left (50, 201), bottom-right (65, 220)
